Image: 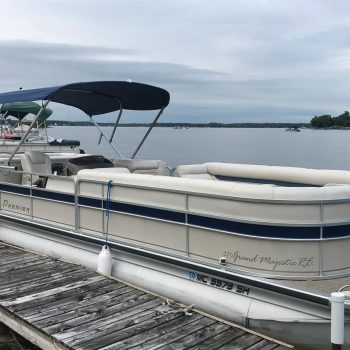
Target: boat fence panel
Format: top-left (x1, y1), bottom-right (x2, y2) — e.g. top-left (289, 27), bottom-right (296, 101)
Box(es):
top-left (323, 202), bottom-right (350, 222)
top-left (0, 171), bottom-right (77, 230)
top-left (78, 179), bottom-right (189, 255)
top-left (1, 170), bottom-right (350, 278)
top-left (187, 195), bottom-right (322, 223)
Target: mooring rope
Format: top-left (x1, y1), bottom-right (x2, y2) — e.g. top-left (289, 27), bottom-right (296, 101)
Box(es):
top-left (104, 180), bottom-right (113, 246)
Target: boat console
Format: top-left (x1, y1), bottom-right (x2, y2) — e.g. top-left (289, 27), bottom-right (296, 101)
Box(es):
top-left (63, 155), bottom-right (114, 175)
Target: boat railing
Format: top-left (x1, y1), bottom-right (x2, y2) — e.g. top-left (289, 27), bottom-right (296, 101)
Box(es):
top-left (0, 169), bottom-right (349, 278)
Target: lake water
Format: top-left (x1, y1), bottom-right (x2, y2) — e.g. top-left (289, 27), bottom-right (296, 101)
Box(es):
top-left (49, 126), bottom-right (350, 170)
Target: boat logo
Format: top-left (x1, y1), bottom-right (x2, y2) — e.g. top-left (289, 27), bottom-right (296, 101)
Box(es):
top-left (223, 250), bottom-right (314, 271)
top-left (2, 199), bottom-right (30, 214)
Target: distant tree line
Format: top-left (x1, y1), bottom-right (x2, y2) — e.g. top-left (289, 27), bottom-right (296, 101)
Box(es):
top-left (311, 111), bottom-right (350, 128)
top-left (45, 120), bottom-right (310, 128)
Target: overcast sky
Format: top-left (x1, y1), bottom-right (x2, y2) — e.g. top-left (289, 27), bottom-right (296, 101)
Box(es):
top-left (1, 0), bottom-right (350, 122)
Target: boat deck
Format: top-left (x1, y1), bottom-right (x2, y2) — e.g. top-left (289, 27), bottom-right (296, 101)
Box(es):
top-left (0, 242), bottom-right (294, 350)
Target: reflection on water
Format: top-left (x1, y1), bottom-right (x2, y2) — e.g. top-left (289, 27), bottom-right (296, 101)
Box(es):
top-left (50, 126), bottom-right (350, 170)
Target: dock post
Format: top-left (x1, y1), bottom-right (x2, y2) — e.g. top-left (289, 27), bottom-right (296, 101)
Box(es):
top-left (331, 292), bottom-right (345, 350)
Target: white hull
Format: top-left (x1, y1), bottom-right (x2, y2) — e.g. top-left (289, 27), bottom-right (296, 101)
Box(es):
top-left (0, 217), bottom-right (348, 350)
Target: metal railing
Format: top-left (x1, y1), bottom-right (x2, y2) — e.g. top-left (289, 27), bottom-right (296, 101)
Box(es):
top-left (0, 168), bottom-right (350, 278)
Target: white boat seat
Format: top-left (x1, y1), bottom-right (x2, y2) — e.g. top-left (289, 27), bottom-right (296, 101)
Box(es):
top-left (174, 164), bottom-right (216, 180)
top-left (77, 167), bottom-right (130, 176)
top-left (113, 159), bottom-right (169, 175)
top-left (176, 162), bottom-right (350, 186)
top-left (21, 151), bottom-right (52, 186)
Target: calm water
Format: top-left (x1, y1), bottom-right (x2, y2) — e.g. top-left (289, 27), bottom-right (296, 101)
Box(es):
top-left (49, 126), bottom-right (350, 170)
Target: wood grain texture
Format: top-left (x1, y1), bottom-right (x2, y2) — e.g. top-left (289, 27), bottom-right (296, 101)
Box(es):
top-left (0, 242), bottom-right (294, 350)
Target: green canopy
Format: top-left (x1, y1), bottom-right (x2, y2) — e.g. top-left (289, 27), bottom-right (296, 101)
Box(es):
top-left (0, 101), bottom-right (53, 124)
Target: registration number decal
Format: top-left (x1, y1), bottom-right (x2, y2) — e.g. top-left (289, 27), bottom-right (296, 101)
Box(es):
top-left (188, 271), bottom-right (250, 295)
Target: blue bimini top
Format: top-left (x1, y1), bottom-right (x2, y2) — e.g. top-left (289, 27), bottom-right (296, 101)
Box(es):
top-left (0, 81), bottom-right (170, 116)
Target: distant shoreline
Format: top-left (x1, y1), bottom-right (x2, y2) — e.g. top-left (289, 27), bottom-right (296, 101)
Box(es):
top-left (46, 121), bottom-right (311, 128)
top-left (38, 120), bottom-right (350, 129)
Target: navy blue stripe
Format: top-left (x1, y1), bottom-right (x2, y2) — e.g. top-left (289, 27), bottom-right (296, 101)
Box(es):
top-left (2, 186), bottom-right (349, 239)
top-left (0, 184), bottom-right (30, 195)
top-left (188, 214), bottom-right (320, 239)
top-left (323, 225), bottom-right (350, 238)
top-left (107, 201), bottom-right (186, 223)
top-left (78, 196), bottom-right (185, 223)
top-left (32, 189), bottom-right (75, 203)
top-left (78, 195), bottom-right (331, 239)
top-left (79, 196), bottom-right (102, 208)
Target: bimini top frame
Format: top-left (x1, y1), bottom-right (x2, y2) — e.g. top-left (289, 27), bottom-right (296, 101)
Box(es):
top-left (0, 81), bottom-right (170, 164)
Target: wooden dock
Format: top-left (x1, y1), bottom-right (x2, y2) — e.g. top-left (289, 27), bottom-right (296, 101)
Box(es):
top-left (0, 322), bottom-right (40, 349)
top-left (0, 242), bottom-right (294, 350)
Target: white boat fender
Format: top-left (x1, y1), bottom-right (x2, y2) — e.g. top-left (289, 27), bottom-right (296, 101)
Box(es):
top-left (97, 245), bottom-right (112, 275)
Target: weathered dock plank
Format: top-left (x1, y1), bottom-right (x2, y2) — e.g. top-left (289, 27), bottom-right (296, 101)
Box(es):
top-left (0, 267), bottom-right (90, 299)
top-left (186, 328), bottom-right (246, 350)
top-left (40, 290), bottom-right (151, 332)
top-left (16, 280), bottom-right (116, 317)
top-left (0, 242), bottom-right (294, 350)
top-left (113, 313), bottom-right (207, 350)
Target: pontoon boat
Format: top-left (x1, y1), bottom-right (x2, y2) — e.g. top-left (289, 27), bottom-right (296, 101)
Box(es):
top-left (0, 101), bottom-right (80, 153)
top-left (0, 81), bottom-right (348, 349)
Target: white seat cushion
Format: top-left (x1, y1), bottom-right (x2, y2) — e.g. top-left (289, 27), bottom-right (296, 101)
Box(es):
top-left (21, 151), bottom-right (52, 186)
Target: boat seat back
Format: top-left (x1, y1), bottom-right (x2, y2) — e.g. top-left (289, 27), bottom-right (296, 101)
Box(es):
top-left (174, 164), bottom-right (216, 180)
top-left (176, 162), bottom-right (350, 186)
top-left (113, 159), bottom-right (170, 175)
top-left (21, 151), bottom-right (52, 186)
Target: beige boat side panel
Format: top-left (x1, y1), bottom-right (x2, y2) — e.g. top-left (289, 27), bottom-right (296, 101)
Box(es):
top-left (79, 181), bottom-right (186, 210)
top-left (188, 196), bottom-right (321, 224)
top-left (79, 207), bottom-right (103, 233)
top-left (46, 178), bottom-right (76, 193)
top-left (323, 203), bottom-right (350, 223)
top-left (0, 172), bottom-right (22, 185)
top-left (33, 199), bottom-right (75, 227)
top-left (108, 213), bottom-right (187, 253)
top-left (0, 193), bottom-right (31, 216)
top-left (322, 239), bottom-right (350, 275)
top-left (189, 227), bottom-right (319, 275)
top-left (79, 182), bottom-right (104, 197)
top-left (80, 181), bottom-right (186, 210)
top-left (109, 186), bottom-right (186, 210)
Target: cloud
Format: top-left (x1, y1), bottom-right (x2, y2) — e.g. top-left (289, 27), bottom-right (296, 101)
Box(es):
top-left (1, 0), bottom-right (350, 124)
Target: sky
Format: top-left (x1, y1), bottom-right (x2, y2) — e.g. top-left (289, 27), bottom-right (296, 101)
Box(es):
top-left (1, 0), bottom-right (350, 122)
